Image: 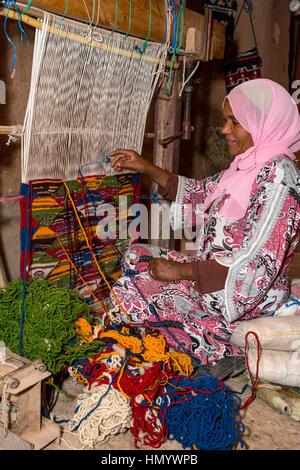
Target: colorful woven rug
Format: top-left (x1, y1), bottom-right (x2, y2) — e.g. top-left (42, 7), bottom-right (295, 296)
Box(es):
top-left (223, 47), bottom-right (262, 94)
top-left (19, 173), bottom-right (141, 317)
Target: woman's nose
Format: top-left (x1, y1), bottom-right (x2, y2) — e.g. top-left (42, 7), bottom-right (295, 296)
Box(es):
top-left (221, 120), bottom-right (231, 135)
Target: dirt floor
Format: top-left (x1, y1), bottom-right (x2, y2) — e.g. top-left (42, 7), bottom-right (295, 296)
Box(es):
top-left (42, 371), bottom-right (300, 452)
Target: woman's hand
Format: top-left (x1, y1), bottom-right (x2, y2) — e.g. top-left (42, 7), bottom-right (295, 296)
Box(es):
top-left (148, 258), bottom-right (194, 282)
top-left (109, 149), bottom-right (150, 174)
top-left (109, 148), bottom-right (169, 188)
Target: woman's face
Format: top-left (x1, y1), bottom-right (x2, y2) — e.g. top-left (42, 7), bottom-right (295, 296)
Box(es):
top-left (221, 99), bottom-right (254, 156)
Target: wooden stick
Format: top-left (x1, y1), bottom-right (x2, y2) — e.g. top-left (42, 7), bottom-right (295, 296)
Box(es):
top-left (14, 0), bottom-right (225, 59)
top-left (0, 7), bottom-right (180, 69)
top-left (0, 126), bottom-right (15, 135)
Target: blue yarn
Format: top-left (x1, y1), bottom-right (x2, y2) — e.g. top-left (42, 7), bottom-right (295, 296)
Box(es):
top-left (11, 0), bottom-right (29, 45)
top-left (158, 375), bottom-right (245, 450)
top-left (71, 353), bottom-right (127, 431)
top-left (139, 188), bottom-right (164, 204)
top-left (3, 1), bottom-right (17, 72)
top-left (286, 296), bottom-right (300, 307)
top-left (43, 409), bottom-right (69, 424)
top-left (3, 0), bottom-right (29, 72)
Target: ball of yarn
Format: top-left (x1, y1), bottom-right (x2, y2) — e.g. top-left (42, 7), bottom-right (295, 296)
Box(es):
top-left (158, 375), bottom-right (244, 450)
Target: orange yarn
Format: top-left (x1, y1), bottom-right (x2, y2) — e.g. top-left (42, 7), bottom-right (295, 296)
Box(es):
top-left (97, 327), bottom-right (144, 355)
top-left (75, 318), bottom-right (94, 343)
top-left (94, 327), bottom-right (193, 377)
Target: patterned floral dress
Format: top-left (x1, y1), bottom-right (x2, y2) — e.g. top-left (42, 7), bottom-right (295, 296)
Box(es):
top-left (111, 155), bottom-right (300, 364)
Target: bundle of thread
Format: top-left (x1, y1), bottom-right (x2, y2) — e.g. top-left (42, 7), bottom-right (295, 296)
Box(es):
top-left (68, 324), bottom-right (194, 448)
top-left (69, 323), bottom-right (245, 450)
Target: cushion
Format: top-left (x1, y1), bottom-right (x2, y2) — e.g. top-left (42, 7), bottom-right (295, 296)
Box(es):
top-left (230, 316), bottom-right (300, 351)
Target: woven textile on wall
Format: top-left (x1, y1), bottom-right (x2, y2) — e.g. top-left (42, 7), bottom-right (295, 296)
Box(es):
top-left (20, 174), bottom-right (141, 316)
top-left (223, 47), bottom-right (262, 94)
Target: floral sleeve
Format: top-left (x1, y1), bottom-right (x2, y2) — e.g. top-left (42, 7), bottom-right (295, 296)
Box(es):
top-left (170, 172), bottom-right (223, 230)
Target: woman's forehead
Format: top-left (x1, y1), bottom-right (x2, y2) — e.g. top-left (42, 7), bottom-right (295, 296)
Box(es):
top-left (222, 98), bottom-right (235, 117)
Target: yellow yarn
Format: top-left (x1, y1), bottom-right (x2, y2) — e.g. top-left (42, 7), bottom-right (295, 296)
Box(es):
top-left (75, 318), bottom-right (94, 343)
top-left (142, 334), bottom-right (169, 363)
top-left (98, 327), bottom-right (144, 355)
top-left (95, 327), bottom-right (193, 376)
top-left (169, 350), bottom-right (194, 376)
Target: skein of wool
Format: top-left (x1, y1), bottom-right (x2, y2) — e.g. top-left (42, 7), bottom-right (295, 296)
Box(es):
top-left (158, 375), bottom-right (245, 450)
top-left (69, 382), bottom-right (133, 448)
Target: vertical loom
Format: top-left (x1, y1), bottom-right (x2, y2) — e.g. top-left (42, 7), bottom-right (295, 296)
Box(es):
top-left (0, 0), bottom-right (229, 451)
top-left (0, 2), bottom-right (224, 309)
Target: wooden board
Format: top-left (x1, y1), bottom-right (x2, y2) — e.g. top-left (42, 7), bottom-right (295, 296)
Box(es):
top-left (17, 0), bottom-right (225, 59)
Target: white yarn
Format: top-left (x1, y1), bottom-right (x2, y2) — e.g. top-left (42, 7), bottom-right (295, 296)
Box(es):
top-left (179, 60), bottom-right (200, 97)
top-left (5, 124), bottom-right (23, 146)
top-left (69, 383), bottom-right (133, 448)
top-left (21, 13), bottom-right (50, 183)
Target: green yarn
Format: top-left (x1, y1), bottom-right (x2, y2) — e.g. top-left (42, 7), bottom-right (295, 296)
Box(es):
top-left (0, 278), bottom-right (104, 374)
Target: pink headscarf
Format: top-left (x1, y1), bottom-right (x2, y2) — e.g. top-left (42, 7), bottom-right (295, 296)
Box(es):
top-left (203, 78), bottom-right (300, 221)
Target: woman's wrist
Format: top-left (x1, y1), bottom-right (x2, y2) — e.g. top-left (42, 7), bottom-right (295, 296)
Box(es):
top-left (143, 162), bottom-right (169, 188)
top-left (179, 262), bottom-right (196, 280)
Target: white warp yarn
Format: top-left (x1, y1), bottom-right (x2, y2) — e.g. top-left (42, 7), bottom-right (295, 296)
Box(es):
top-left (21, 13), bottom-right (166, 182)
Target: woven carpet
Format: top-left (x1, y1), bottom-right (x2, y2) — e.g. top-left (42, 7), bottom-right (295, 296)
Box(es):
top-left (19, 173), bottom-right (141, 317)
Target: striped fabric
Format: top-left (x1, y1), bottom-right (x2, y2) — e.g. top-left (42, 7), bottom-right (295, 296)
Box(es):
top-left (20, 173), bottom-right (141, 317)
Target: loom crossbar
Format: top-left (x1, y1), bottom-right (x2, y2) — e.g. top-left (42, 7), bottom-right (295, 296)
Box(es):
top-left (12, 0), bottom-right (226, 59)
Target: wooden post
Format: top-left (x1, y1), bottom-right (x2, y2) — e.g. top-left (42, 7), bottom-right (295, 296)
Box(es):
top-left (150, 67), bottom-right (182, 249)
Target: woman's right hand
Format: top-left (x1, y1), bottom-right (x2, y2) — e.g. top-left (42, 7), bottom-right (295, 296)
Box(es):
top-left (109, 149), bottom-right (149, 174)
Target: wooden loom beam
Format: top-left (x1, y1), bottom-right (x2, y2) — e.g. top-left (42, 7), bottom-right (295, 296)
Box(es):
top-left (16, 0), bottom-right (225, 59)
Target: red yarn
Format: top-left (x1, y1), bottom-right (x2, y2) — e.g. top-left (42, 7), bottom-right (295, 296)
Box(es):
top-left (117, 362), bottom-right (165, 398)
top-left (116, 362), bottom-right (174, 448)
top-left (240, 330), bottom-right (260, 410)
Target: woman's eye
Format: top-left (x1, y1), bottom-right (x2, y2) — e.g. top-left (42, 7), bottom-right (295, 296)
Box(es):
top-left (232, 120), bottom-right (239, 126)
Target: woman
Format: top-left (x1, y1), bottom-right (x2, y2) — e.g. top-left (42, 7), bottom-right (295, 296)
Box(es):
top-left (108, 78), bottom-right (300, 366)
